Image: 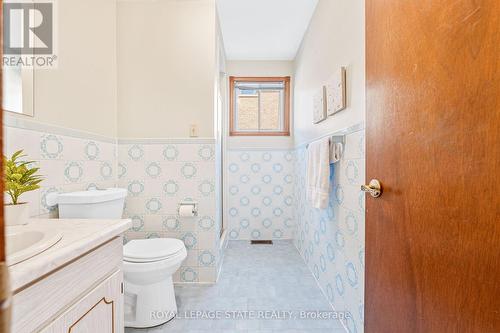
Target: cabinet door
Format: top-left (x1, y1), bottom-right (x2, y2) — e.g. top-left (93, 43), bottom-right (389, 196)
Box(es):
top-left (42, 270), bottom-right (123, 333)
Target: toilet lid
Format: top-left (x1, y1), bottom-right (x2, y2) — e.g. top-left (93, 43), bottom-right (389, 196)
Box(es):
top-left (124, 238), bottom-right (185, 263)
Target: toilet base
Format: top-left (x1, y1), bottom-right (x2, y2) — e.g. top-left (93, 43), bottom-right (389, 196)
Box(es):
top-left (124, 275), bottom-right (178, 328)
top-left (125, 315), bottom-right (176, 329)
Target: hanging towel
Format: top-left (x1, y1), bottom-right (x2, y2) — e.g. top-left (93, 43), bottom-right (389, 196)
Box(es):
top-left (330, 142), bottom-right (343, 163)
top-left (306, 138), bottom-right (331, 209)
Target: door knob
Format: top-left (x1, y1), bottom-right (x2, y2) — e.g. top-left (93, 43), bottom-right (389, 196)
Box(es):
top-left (361, 179), bottom-right (382, 198)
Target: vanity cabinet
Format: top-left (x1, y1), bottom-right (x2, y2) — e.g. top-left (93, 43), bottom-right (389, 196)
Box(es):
top-left (11, 237), bottom-right (125, 333)
top-left (41, 270), bottom-right (122, 332)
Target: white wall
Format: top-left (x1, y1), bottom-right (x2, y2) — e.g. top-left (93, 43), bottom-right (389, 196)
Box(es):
top-left (226, 60), bottom-right (294, 149)
top-left (8, 0), bottom-right (118, 138)
top-left (293, 0), bottom-right (365, 145)
top-left (117, 0), bottom-right (217, 139)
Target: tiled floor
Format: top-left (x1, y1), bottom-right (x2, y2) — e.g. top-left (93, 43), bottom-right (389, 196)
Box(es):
top-left (126, 240), bottom-right (346, 333)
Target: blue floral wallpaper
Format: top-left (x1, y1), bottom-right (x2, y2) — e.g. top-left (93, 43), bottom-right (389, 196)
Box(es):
top-left (6, 119), bottom-right (366, 327)
top-left (117, 141), bottom-right (221, 283)
top-left (224, 128), bottom-right (365, 332)
top-left (226, 150), bottom-right (296, 240)
top-left (294, 128), bottom-right (366, 333)
top-left (4, 125), bottom-right (117, 218)
top-left (5, 120), bottom-right (223, 285)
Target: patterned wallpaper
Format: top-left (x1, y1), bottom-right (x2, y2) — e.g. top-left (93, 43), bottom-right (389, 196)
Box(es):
top-left (4, 119), bottom-right (221, 284)
top-left (226, 150), bottom-right (295, 240)
top-left (117, 141), bottom-right (221, 283)
top-left (4, 116), bottom-right (365, 317)
top-left (224, 127), bottom-right (365, 331)
top-left (3, 124), bottom-right (117, 218)
top-left (293, 127), bottom-right (366, 333)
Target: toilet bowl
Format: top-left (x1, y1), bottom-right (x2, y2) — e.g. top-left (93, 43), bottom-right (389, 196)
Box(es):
top-left (123, 238), bottom-right (187, 328)
top-left (54, 189), bottom-right (187, 329)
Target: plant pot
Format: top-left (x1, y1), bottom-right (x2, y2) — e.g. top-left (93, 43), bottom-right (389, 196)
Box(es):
top-left (4, 203), bottom-right (30, 226)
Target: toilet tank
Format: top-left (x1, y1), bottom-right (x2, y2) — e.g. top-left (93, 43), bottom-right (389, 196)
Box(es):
top-left (57, 188), bottom-right (127, 219)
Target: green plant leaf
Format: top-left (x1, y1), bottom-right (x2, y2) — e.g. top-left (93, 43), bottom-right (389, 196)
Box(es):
top-left (11, 150), bottom-right (25, 161)
top-left (3, 150), bottom-right (44, 204)
top-left (11, 173), bottom-right (23, 181)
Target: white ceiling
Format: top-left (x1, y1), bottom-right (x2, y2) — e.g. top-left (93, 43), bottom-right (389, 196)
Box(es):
top-left (216, 0), bottom-right (318, 61)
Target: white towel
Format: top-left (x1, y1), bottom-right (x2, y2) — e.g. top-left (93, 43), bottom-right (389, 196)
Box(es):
top-left (306, 138), bottom-right (331, 209)
top-left (330, 142), bottom-right (343, 163)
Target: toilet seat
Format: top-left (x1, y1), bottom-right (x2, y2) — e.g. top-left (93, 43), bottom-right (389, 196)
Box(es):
top-left (124, 238), bottom-right (185, 263)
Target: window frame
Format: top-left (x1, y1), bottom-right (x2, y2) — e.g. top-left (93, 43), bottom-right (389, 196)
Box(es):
top-left (229, 76), bottom-right (291, 136)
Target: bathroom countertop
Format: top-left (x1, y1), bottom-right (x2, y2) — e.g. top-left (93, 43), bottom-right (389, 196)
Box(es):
top-left (8, 218), bottom-right (131, 292)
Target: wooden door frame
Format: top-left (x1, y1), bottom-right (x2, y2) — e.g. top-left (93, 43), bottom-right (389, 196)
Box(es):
top-left (228, 76), bottom-right (291, 137)
top-left (0, 0), bottom-right (10, 331)
top-left (0, 0), bottom-right (4, 263)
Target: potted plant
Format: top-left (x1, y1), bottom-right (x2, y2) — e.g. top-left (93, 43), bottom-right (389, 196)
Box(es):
top-left (4, 150), bottom-right (43, 225)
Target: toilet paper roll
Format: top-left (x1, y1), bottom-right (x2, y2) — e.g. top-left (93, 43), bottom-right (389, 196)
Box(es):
top-left (179, 204), bottom-right (195, 217)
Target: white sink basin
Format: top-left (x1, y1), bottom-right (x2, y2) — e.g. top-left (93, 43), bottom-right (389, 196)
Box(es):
top-left (6, 227), bottom-right (62, 266)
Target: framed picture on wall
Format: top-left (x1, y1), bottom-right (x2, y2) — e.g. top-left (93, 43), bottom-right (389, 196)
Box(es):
top-left (326, 66), bottom-right (347, 116)
top-left (313, 86), bottom-right (326, 124)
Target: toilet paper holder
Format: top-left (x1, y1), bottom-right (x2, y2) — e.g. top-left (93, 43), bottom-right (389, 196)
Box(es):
top-left (177, 201), bottom-right (198, 217)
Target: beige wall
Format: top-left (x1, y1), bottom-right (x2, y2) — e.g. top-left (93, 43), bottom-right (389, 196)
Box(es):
top-left (226, 60), bottom-right (294, 149)
top-left (17, 0), bottom-right (118, 138)
top-left (117, 0), bottom-right (217, 138)
top-left (293, 0), bottom-right (365, 145)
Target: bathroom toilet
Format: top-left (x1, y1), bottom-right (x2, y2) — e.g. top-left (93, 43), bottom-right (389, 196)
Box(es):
top-left (123, 238), bottom-right (187, 328)
top-left (56, 188), bottom-right (187, 328)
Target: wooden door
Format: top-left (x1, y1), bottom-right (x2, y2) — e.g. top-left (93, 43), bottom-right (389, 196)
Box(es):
top-left (365, 0), bottom-right (499, 332)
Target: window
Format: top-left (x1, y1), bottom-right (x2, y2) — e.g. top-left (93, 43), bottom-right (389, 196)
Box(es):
top-left (229, 77), bottom-right (290, 136)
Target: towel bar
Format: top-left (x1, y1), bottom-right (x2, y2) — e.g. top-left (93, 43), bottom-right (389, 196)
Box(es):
top-left (306, 135), bottom-right (345, 148)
